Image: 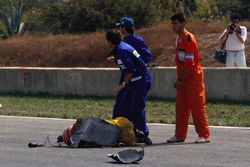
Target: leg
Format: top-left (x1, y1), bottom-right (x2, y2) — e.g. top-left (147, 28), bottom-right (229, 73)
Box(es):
top-left (189, 74), bottom-right (210, 139)
top-left (226, 51), bottom-right (236, 67)
top-left (235, 50), bottom-right (247, 67)
top-left (175, 86), bottom-right (191, 141)
top-left (112, 87), bottom-right (130, 119)
top-left (129, 82), bottom-right (150, 136)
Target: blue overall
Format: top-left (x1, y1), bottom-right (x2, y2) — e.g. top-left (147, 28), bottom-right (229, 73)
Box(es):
top-left (123, 33), bottom-right (153, 64)
top-left (112, 41), bottom-right (151, 136)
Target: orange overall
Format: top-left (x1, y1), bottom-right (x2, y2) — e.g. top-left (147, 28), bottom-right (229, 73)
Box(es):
top-left (175, 29), bottom-right (210, 141)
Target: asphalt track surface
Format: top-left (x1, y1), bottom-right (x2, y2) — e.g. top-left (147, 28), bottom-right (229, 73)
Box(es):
top-left (0, 116), bottom-right (249, 167)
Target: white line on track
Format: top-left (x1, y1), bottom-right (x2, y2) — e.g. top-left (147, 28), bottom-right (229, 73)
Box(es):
top-left (1, 115), bottom-right (250, 130)
top-left (0, 115), bottom-right (75, 121)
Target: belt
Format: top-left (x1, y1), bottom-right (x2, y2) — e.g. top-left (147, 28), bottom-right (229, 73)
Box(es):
top-left (226, 49), bottom-right (244, 52)
top-left (131, 76), bottom-right (142, 82)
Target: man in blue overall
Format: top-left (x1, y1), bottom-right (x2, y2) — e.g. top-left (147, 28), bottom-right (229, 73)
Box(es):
top-left (116, 16), bottom-right (153, 64)
top-left (106, 30), bottom-right (152, 145)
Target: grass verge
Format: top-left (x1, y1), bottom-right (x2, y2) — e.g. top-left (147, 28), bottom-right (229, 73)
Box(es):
top-left (0, 94), bottom-right (249, 127)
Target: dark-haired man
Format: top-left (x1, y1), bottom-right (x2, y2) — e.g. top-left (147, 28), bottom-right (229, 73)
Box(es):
top-left (116, 17), bottom-right (153, 64)
top-left (106, 30), bottom-right (152, 145)
top-left (167, 13), bottom-right (210, 144)
top-left (219, 14), bottom-right (247, 67)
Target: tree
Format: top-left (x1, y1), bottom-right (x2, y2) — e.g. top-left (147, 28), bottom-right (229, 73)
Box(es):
top-left (27, 0), bottom-right (160, 33)
top-left (174, 0), bottom-right (198, 17)
top-left (214, 0), bottom-right (250, 19)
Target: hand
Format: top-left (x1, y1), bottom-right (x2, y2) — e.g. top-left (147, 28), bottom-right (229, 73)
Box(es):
top-left (174, 80), bottom-right (183, 89)
top-left (226, 26), bottom-right (234, 34)
top-left (115, 84), bottom-right (125, 92)
top-left (235, 26), bottom-right (241, 34)
top-left (107, 56), bottom-right (115, 62)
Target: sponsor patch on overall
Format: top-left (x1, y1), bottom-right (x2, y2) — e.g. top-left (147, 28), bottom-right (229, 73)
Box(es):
top-left (185, 54), bottom-right (194, 61)
top-left (178, 50), bottom-right (185, 61)
top-left (117, 59), bottom-right (123, 65)
top-left (133, 50), bottom-right (140, 58)
top-left (120, 65), bottom-right (126, 70)
top-left (117, 59), bottom-right (126, 69)
top-left (117, 59), bottom-right (126, 70)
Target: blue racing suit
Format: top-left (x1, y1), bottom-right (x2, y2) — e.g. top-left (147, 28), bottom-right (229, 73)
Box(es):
top-left (112, 41), bottom-right (151, 136)
top-left (123, 33), bottom-right (153, 64)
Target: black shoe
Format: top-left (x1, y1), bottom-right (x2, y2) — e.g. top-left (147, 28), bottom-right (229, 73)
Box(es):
top-left (135, 130), bottom-right (153, 145)
top-left (144, 136), bottom-right (153, 145)
top-left (57, 135), bottom-right (63, 143)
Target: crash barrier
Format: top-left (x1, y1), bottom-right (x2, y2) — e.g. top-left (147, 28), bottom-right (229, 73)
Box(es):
top-left (0, 67), bottom-right (249, 101)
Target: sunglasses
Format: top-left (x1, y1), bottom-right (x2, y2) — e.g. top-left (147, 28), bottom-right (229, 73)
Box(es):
top-left (232, 19), bottom-right (240, 23)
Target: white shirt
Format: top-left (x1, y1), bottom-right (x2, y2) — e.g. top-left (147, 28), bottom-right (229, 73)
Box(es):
top-left (219, 26), bottom-right (247, 51)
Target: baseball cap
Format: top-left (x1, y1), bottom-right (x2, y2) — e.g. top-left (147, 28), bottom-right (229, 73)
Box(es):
top-left (116, 17), bottom-right (134, 27)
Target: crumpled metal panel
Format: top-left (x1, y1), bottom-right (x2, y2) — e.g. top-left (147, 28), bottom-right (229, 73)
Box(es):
top-left (107, 147), bottom-right (144, 164)
top-left (70, 118), bottom-right (122, 148)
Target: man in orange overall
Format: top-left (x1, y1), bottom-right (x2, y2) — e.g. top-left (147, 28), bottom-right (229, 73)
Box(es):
top-left (167, 13), bottom-right (210, 144)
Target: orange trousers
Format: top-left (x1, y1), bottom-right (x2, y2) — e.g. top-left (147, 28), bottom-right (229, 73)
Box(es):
top-left (175, 70), bottom-right (210, 141)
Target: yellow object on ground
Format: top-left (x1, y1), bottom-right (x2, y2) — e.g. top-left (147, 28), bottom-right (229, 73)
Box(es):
top-left (106, 117), bottom-right (136, 146)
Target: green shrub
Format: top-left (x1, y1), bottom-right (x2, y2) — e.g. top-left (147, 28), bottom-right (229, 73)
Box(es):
top-left (0, 0), bottom-right (25, 36)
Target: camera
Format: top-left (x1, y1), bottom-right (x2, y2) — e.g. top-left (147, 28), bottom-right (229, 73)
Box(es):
top-left (229, 24), bottom-right (236, 31)
top-left (228, 24), bottom-right (241, 34)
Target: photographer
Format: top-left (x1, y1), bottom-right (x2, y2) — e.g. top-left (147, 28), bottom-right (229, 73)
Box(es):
top-left (219, 14), bottom-right (247, 67)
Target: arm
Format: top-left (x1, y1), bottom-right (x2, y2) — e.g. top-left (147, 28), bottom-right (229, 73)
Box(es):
top-left (178, 66), bottom-right (193, 81)
top-left (236, 26), bottom-right (247, 44)
top-left (134, 40), bottom-right (153, 64)
top-left (219, 29), bottom-right (229, 43)
top-left (139, 46), bottom-right (153, 63)
top-left (116, 73), bottom-right (133, 92)
top-left (106, 49), bottom-right (116, 62)
top-left (116, 51), bottom-right (136, 92)
top-left (236, 32), bottom-right (244, 43)
top-left (107, 56), bottom-right (115, 62)
top-left (175, 66), bottom-right (193, 89)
